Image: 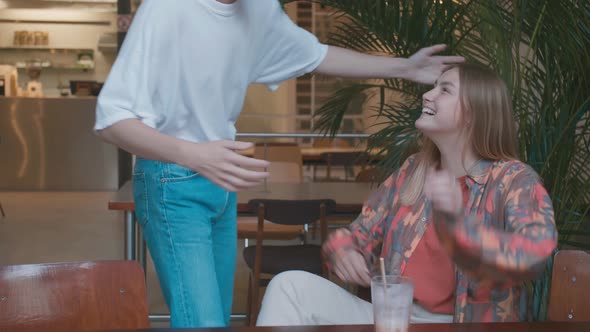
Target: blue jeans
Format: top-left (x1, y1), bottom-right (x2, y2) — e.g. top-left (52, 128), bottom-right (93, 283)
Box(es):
top-left (133, 158), bottom-right (237, 327)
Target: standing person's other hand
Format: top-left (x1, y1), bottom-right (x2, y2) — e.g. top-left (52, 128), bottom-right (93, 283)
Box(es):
top-left (181, 140), bottom-right (270, 192)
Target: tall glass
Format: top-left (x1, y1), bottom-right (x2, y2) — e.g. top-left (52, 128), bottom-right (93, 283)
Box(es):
top-left (371, 275), bottom-right (413, 332)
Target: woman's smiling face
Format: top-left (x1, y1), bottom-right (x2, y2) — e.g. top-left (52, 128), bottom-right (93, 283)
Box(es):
top-left (416, 68), bottom-right (465, 136)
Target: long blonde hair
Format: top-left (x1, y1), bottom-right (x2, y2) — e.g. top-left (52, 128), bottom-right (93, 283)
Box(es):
top-left (400, 63), bottom-right (519, 205)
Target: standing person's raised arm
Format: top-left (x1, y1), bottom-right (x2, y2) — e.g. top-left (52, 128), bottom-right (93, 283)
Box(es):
top-left (314, 44), bottom-right (464, 84)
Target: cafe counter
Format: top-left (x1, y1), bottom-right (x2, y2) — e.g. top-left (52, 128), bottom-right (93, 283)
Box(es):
top-left (0, 97), bottom-right (119, 190)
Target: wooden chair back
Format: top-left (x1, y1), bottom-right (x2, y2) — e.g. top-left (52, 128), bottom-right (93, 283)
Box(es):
top-left (253, 142), bottom-right (303, 179)
top-left (313, 138), bottom-right (351, 148)
top-left (267, 161), bottom-right (302, 183)
top-left (549, 250), bottom-right (590, 321)
top-left (320, 151), bottom-right (369, 181)
top-left (355, 167), bottom-right (380, 182)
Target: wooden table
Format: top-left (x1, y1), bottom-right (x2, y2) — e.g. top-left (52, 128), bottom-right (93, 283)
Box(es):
top-left (108, 181), bottom-right (373, 267)
top-left (82, 322), bottom-right (590, 332)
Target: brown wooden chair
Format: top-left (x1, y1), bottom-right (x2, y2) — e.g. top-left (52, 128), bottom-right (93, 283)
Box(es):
top-left (253, 142), bottom-right (303, 180)
top-left (319, 151), bottom-right (369, 181)
top-left (243, 198), bottom-right (335, 325)
top-left (253, 142), bottom-right (301, 162)
top-left (312, 138), bottom-right (351, 180)
top-left (548, 250), bottom-right (590, 321)
top-left (0, 260), bottom-right (150, 332)
top-left (355, 167), bottom-right (381, 183)
top-left (266, 161), bottom-right (303, 183)
top-left (313, 138), bottom-right (351, 148)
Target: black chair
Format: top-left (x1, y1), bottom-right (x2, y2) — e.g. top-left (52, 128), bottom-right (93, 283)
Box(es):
top-left (243, 198), bottom-right (335, 325)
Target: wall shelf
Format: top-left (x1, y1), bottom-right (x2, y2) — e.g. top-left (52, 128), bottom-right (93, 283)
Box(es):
top-left (15, 63), bottom-right (94, 71)
top-left (1, 47), bottom-right (95, 71)
top-left (0, 46), bottom-right (94, 54)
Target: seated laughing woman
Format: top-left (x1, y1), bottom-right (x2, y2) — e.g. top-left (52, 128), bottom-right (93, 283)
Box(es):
top-left (256, 63), bottom-right (558, 325)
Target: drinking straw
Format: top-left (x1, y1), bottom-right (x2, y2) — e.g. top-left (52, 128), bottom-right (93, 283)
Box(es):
top-left (379, 257), bottom-right (387, 289)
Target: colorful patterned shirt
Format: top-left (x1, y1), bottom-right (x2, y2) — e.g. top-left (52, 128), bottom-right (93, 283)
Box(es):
top-left (323, 154), bottom-right (557, 322)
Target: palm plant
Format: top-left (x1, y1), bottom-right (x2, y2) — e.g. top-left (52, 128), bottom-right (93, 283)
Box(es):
top-left (283, 0), bottom-right (590, 320)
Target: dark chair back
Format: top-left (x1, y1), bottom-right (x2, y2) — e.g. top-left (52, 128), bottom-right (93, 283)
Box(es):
top-left (0, 260), bottom-right (150, 332)
top-left (244, 199), bottom-right (335, 325)
top-left (548, 250), bottom-right (590, 321)
top-left (248, 199), bottom-right (336, 226)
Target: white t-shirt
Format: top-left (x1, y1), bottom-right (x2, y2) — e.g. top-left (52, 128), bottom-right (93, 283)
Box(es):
top-left (94, 0), bottom-right (328, 143)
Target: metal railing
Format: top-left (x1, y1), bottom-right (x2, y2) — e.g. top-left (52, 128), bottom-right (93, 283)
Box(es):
top-left (236, 133), bottom-right (370, 139)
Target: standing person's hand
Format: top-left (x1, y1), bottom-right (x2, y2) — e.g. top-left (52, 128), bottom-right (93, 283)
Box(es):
top-left (406, 44), bottom-right (465, 85)
top-left (180, 140), bottom-right (270, 192)
top-left (424, 167), bottom-right (463, 219)
top-left (329, 229), bottom-right (372, 287)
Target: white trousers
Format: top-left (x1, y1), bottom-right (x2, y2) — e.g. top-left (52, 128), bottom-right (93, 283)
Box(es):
top-left (256, 271), bottom-right (453, 326)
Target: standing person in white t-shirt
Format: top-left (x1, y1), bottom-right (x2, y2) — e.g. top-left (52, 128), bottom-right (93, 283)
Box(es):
top-left (95, 0), bottom-right (464, 328)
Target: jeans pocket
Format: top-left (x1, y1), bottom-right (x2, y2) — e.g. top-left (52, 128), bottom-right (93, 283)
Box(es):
top-left (133, 172), bottom-right (150, 228)
top-left (161, 163), bottom-right (201, 183)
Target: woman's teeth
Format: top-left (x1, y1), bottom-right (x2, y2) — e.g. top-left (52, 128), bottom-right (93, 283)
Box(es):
top-left (422, 108), bottom-right (436, 116)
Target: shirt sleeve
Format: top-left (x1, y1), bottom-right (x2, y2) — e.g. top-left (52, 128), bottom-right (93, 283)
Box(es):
top-left (434, 164), bottom-right (558, 285)
top-left (322, 156), bottom-right (415, 271)
top-left (94, 0), bottom-right (176, 131)
top-left (252, 1), bottom-right (328, 91)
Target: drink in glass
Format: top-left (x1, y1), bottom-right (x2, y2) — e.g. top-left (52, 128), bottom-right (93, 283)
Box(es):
top-left (371, 275), bottom-right (413, 332)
